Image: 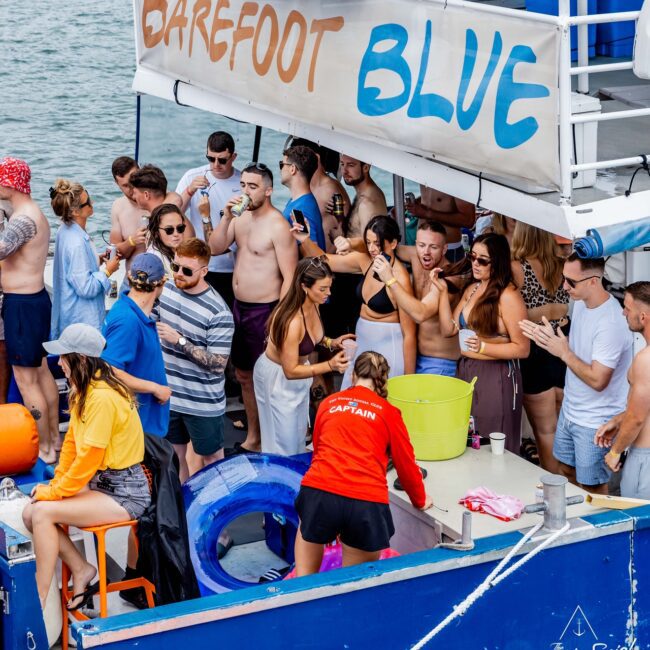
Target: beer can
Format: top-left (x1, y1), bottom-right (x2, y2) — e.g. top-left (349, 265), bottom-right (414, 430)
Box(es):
top-left (231, 194), bottom-right (251, 217)
top-left (109, 280), bottom-right (118, 299)
top-left (404, 192), bottom-right (416, 204)
top-left (106, 244), bottom-right (117, 261)
top-left (332, 193), bottom-right (344, 218)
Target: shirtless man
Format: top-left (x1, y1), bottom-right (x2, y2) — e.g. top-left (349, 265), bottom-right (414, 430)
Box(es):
top-left (209, 163), bottom-right (297, 453)
top-left (595, 282), bottom-right (650, 499)
top-left (406, 187), bottom-right (475, 262)
top-left (290, 139), bottom-right (350, 253)
top-left (0, 158), bottom-right (59, 463)
top-left (339, 155), bottom-right (387, 238)
top-left (110, 158), bottom-right (188, 270)
top-left (367, 221), bottom-right (461, 377)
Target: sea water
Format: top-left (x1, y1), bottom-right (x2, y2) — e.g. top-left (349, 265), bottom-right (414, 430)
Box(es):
top-left (0, 0), bottom-right (412, 249)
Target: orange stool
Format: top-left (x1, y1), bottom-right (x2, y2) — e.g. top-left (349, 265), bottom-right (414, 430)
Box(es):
top-left (61, 520), bottom-right (155, 650)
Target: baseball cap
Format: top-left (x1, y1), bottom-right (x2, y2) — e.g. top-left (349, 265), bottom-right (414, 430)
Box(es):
top-left (43, 323), bottom-right (106, 357)
top-left (128, 253), bottom-right (166, 283)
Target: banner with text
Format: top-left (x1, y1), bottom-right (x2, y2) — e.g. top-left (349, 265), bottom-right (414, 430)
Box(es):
top-left (136, 0), bottom-right (561, 189)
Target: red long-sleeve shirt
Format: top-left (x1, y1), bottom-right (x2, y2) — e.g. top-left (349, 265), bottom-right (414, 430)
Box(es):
top-left (302, 386), bottom-right (426, 508)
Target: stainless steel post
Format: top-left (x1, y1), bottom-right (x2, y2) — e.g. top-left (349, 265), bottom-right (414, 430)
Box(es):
top-left (392, 174), bottom-right (406, 243)
top-left (542, 474), bottom-right (569, 530)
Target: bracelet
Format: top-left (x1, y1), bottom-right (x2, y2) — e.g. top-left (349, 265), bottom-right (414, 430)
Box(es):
top-left (451, 319), bottom-right (459, 333)
top-left (479, 341), bottom-right (486, 354)
top-left (608, 449), bottom-right (621, 458)
top-left (385, 277), bottom-right (397, 288)
top-left (327, 360), bottom-right (333, 371)
top-left (322, 336), bottom-right (332, 351)
top-left (104, 268), bottom-right (111, 278)
top-left (128, 236), bottom-right (136, 247)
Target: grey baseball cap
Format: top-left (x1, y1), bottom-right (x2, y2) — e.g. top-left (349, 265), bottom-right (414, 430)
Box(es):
top-left (43, 323), bottom-right (106, 357)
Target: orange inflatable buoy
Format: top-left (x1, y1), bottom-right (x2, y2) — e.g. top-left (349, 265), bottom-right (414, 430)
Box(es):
top-left (0, 404), bottom-right (39, 475)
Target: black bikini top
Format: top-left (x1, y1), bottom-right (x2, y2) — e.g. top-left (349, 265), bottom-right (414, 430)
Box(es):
top-left (298, 306), bottom-right (323, 356)
top-left (357, 260), bottom-right (397, 315)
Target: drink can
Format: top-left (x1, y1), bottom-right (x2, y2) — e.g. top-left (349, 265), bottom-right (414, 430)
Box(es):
top-left (140, 215), bottom-right (149, 228)
top-left (109, 280), bottom-right (118, 299)
top-left (231, 194), bottom-right (251, 217)
top-left (106, 244), bottom-right (117, 261)
top-left (404, 191), bottom-right (416, 204)
top-left (332, 193), bottom-right (344, 218)
top-left (462, 233), bottom-right (471, 253)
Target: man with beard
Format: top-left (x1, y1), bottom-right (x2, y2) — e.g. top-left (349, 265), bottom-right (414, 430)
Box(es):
top-left (0, 158), bottom-right (59, 463)
top-left (156, 238), bottom-right (234, 481)
top-left (370, 221), bottom-right (461, 376)
top-left (339, 154), bottom-right (387, 238)
top-left (209, 163), bottom-right (297, 453)
top-left (109, 158), bottom-right (188, 271)
top-left (595, 281), bottom-right (650, 499)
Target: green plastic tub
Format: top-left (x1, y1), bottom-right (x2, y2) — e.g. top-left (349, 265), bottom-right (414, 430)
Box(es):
top-left (387, 374), bottom-right (476, 461)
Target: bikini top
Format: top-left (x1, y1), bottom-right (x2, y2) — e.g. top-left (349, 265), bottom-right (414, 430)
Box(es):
top-left (356, 260), bottom-right (397, 315)
top-left (298, 306), bottom-right (324, 356)
top-left (459, 283), bottom-right (508, 339)
top-left (518, 259), bottom-right (570, 311)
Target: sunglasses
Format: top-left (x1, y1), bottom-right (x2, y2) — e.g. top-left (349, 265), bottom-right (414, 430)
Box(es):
top-left (79, 196), bottom-right (92, 209)
top-left (171, 261), bottom-right (206, 277)
top-left (468, 251), bottom-right (491, 267)
top-left (307, 255), bottom-right (328, 270)
top-left (244, 161), bottom-right (270, 172)
top-left (206, 154), bottom-right (231, 165)
top-left (278, 160), bottom-right (292, 170)
top-left (159, 224), bottom-right (186, 235)
top-left (563, 274), bottom-right (599, 289)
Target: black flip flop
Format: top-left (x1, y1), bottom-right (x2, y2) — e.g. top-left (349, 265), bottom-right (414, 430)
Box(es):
top-left (67, 581), bottom-right (101, 611)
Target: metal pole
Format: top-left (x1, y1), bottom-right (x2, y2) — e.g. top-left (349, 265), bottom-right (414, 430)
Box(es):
top-left (134, 94), bottom-right (141, 163)
top-left (577, 0), bottom-right (589, 93)
top-left (252, 125), bottom-right (263, 162)
top-left (559, 0), bottom-right (574, 205)
top-left (541, 475), bottom-right (569, 530)
top-left (393, 174), bottom-right (406, 243)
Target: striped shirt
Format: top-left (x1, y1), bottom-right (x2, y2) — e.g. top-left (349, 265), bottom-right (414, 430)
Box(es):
top-left (158, 282), bottom-right (234, 417)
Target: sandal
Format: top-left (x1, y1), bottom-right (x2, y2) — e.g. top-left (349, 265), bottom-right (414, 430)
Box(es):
top-left (67, 581), bottom-right (100, 611)
top-left (520, 439), bottom-right (540, 465)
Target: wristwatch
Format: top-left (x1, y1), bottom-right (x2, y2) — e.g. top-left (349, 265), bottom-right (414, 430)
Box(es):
top-left (177, 336), bottom-right (188, 347)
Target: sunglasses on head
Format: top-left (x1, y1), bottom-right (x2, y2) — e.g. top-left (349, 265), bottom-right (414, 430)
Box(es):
top-left (244, 161), bottom-right (270, 172)
top-left (306, 255), bottom-right (328, 269)
top-left (206, 154), bottom-right (231, 165)
top-left (563, 274), bottom-right (599, 289)
top-left (159, 224), bottom-right (186, 235)
top-left (468, 251), bottom-right (491, 267)
top-left (171, 261), bottom-right (205, 277)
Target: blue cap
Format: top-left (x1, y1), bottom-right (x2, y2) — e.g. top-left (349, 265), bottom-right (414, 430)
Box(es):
top-left (129, 253), bottom-right (165, 283)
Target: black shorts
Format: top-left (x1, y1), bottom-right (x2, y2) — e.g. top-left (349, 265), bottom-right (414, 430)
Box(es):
top-left (320, 273), bottom-right (361, 338)
top-left (231, 299), bottom-right (278, 371)
top-left (166, 411), bottom-right (224, 456)
top-left (520, 321), bottom-right (570, 395)
top-left (2, 289), bottom-right (51, 367)
top-left (295, 485), bottom-right (395, 553)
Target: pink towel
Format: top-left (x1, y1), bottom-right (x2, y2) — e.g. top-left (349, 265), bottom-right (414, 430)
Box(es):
top-left (459, 487), bottom-right (525, 521)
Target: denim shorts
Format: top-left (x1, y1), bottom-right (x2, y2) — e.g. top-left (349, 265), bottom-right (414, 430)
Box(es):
top-left (553, 409), bottom-right (610, 486)
top-left (89, 464), bottom-right (151, 520)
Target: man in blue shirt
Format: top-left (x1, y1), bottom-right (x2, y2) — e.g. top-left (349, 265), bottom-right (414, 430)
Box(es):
top-left (102, 253), bottom-right (171, 437)
top-left (281, 145), bottom-right (326, 250)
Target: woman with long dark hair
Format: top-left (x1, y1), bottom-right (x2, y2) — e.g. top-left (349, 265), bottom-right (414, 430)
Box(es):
top-left (294, 215), bottom-right (416, 387)
top-left (146, 203), bottom-right (186, 276)
top-left (22, 323), bottom-right (149, 610)
top-left (511, 222), bottom-right (569, 470)
top-left (294, 351), bottom-right (432, 575)
top-left (433, 233), bottom-right (529, 452)
top-left (254, 257), bottom-right (352, 455)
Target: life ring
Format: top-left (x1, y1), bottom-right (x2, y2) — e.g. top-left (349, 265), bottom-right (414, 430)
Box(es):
top-left (183, 454), bottom-right (308, 595)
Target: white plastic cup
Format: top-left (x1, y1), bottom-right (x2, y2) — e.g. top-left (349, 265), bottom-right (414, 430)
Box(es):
top-left (489, 432), bottom-right (506, 455)
top-left (341, 339), bottom-right (358, 361)
top-left (458, 329), bottom-right (476, 352)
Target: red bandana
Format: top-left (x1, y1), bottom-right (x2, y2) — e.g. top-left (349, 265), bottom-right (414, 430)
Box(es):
top-left (0, 157), bottom-right (31, 195)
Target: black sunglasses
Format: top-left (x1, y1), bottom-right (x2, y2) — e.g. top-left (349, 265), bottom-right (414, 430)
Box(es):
top-left (563, 274), bottom-right (599, 289)
top-left (468, 251), bottom-right (491, 267)
top-left (244, 161), bottom-right (270, 172)
top-left (159, 224), bottom-right (186, 235)
top-left (78, 196), bottom-right (92, 209)
top-left (278, 160), bottom-right (293, 170)
top-left (206, 154), bottom-right (231, 165)
top-left (171, 261), bottom-right (205, 277)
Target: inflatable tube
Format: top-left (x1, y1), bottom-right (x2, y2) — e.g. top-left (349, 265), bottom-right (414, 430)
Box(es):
top-left (0, 404), bottom-right (38, 475)
top-left (574, 217), bottom-right (650, 258)
top-left (183, 453), bottom-right (308, 595)
top-left (0, 479), bottom-right (61, 647)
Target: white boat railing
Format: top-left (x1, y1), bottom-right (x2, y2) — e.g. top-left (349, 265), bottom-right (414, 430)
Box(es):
top-left (554, 0), bottom-right (649, 201)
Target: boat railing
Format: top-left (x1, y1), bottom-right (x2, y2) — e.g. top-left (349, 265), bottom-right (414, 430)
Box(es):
top-left (556, 0), bottom-right (649, 201)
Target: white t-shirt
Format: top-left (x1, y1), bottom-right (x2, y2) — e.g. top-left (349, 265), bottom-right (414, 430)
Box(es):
top-left (176, 164), bottom-right (242, 273)
top-left (563, 295), bottom-right (633, 428)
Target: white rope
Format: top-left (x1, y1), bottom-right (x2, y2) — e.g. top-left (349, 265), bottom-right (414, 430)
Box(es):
top-left (411, 522), bottom-right (570, 650)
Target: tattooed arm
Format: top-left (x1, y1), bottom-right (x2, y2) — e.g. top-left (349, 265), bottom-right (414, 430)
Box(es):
top-left (0, 215), bottom-right (37, 259)
top-left (178, 341), bottom-right (229, 374)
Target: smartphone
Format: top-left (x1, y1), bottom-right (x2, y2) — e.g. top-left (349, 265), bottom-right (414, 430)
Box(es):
top-left (292, 209), bottom-right (306, 228)
top-left (372, 252), bottom-right (391, 281)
